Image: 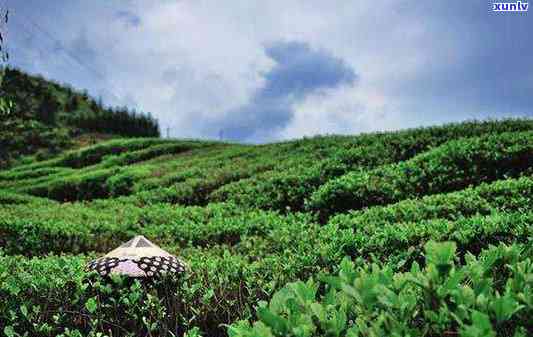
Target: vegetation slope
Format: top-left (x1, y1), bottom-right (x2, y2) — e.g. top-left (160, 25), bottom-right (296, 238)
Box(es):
top-left (0, 68), bottom-right (160, 168)
top-left (0, 73), bottom-right (532, 337)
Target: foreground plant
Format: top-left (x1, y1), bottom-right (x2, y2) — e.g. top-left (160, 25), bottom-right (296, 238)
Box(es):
top-left (229, 242), bottom-right (532, 337)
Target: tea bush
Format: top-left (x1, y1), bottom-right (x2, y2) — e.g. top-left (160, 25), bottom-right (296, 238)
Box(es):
top-left (3, 175), bottom-right (531, 257)
top-left (308, 131), bottom-right (533, 220)
top-left (58, 138), bottom-right (173, 168)
top-left (0, 167), bottom-right (70, 182)
top-left (20, 167), bottom-right (120, 201)
top-left (229, 242), bottom-right (533, 337)
top-left (1, 119), bottom-right (533, 336)
top-left (2, 242), bottom-right (531, 337)
top-left (106, 166), bottom-right (155, 197)
top-left (0, 201), bottom-right (314, 255)
top-left (211, 120), bottom-right (533, 212)
top-left (0, 245), bottom-right (324, 337)
top-left (319, 211), bottom-right (532, 269)
top-left (0, 190), bottom-right (56, 205)
top-left (100, 142), bottom-right (214, 168)
top-left (9, 138), bottom-right (169, 173)
top-left (329, 175), bottom-right (533, 230)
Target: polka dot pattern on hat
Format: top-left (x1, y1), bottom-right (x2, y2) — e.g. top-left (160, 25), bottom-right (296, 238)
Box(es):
top-left (85, 236), bottom-right (188, 277)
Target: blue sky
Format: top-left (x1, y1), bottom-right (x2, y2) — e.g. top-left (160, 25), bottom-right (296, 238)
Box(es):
top-left (3, 1), bottom-right (532, 142)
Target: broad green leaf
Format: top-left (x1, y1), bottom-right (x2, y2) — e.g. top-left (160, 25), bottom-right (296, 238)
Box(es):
top-left (257, 307), bottom-right (288, 335)
top-left (85, 297), bottom-right (98, 314)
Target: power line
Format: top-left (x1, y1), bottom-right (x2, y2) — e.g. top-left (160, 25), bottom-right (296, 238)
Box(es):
top-left (12, 18), bottom-right (104, 89)
top-left (18, 11), bottom-right (106, 80)
top-left (11, 8), bottom-right (123, 104)
top-left (12, 20), bottom-right (64, 66)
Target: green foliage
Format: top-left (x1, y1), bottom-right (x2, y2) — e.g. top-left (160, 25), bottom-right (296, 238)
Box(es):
top-left (329, 175), bottom-right (533, 231)
top-left (21, 167), bottom-right (119, 201)
top-left (65, 104), bottom-right (159, 138)
top-left (0, 189), bottom-right (56, 206)
top-left (308, 131), bottom-right (533, 220)
top-left (1, 139), bottom-right (218, 201)
top-left (0, 254), bottom-right (193, 337)
top-left (0, 68), bottom-right (161, 166)
top-left (212, 120), bottom-right (533, 213)
top-left (59, 138), bottom-right (172, 168)
top-left (1, 119), bottom-right (533, 336)
top-left (0, 201), bottom-right (314, 255)
top-left (0, 119), bottom-right (72, 168)
top-left (1, 68), bottom-right (160, 138)
top-left (229, 243), bottom-right (533, 337)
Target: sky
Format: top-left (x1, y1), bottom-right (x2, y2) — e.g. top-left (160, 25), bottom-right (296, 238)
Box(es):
top-left (2, 0), bottom-right (532, 142)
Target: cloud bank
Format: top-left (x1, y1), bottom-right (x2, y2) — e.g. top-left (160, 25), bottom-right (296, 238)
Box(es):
top-left (6, 0), bottom-right (533, 142)
top-left (209, 41), bottom-right (357, 142)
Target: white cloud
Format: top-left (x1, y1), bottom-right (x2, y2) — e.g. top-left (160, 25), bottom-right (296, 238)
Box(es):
top-left (278, 83), bottom-right (399, 140)
top-left (8, 0), bottom-right (533, 141)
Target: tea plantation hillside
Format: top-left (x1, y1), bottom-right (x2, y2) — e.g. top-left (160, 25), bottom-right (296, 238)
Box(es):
top-left (1, 119), bottom-right (533, 337)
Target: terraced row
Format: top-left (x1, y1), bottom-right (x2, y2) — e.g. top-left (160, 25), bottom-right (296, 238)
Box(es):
top-left (2, 208), bottom-right (531, 336)
top-left (212, 119), bottom-right (533, 212)
top-left (2, 119), bottom-right (533, 336)
top-left (1, 175), bottom-right (531, 257)
top-left (4, 119), bottom-right (533, 208)
top-left (308, 131), bottom-right (533, 220)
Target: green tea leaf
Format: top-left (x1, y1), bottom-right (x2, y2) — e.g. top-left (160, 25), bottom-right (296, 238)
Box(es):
top-left (85, 297), bottom-right (98, 314)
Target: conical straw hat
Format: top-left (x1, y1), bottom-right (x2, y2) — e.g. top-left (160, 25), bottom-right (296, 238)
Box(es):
top-left (86, 235), bottom-right (187, 277)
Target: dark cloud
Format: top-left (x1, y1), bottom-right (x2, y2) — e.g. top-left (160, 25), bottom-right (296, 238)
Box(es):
top-left (218, 41), bottom-right (357, 141)
top-left (260, 41), bottom-right (357, 100)
top-left (115, 10), bottom-right (141, 27)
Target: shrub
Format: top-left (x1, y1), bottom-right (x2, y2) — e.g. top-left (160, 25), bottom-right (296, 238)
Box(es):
top-left (101, 142), bottom-right (210, 168)
top-left (229, 242), bottom-right (532, 337)
top-left (21, 168), bottom-right (119, 201)
top-left (319, 211), bottom-right (532, 269)
top-left (59, 138), bottom-right (170, 168)
top-left (308, 131), bottom-right (533, 220)
top-left (0, 201), bottom-right (314, 255)
top-left (329, 176), bottom-right (533, 230)
top-left (106, 167), bottom-right (154, 197)
top-left (2, 119), bottom-right (533, 336)
top-left (0, 190), bottom-right (56, 206)
top-left (212, 121), bottom-right (533, 213)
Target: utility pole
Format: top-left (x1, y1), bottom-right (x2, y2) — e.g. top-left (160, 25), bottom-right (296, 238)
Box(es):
top-left (166, 127), bottom-right (170, 139)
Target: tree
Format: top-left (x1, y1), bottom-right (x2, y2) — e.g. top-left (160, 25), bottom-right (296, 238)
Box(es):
top-left (66, 95), bottom-right (80, 112)
top-left (36, 91), bottom-right (59, 125)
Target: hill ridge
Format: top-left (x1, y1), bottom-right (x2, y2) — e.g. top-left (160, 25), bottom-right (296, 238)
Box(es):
top-left (0, 68), bottom-right (160, 167)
